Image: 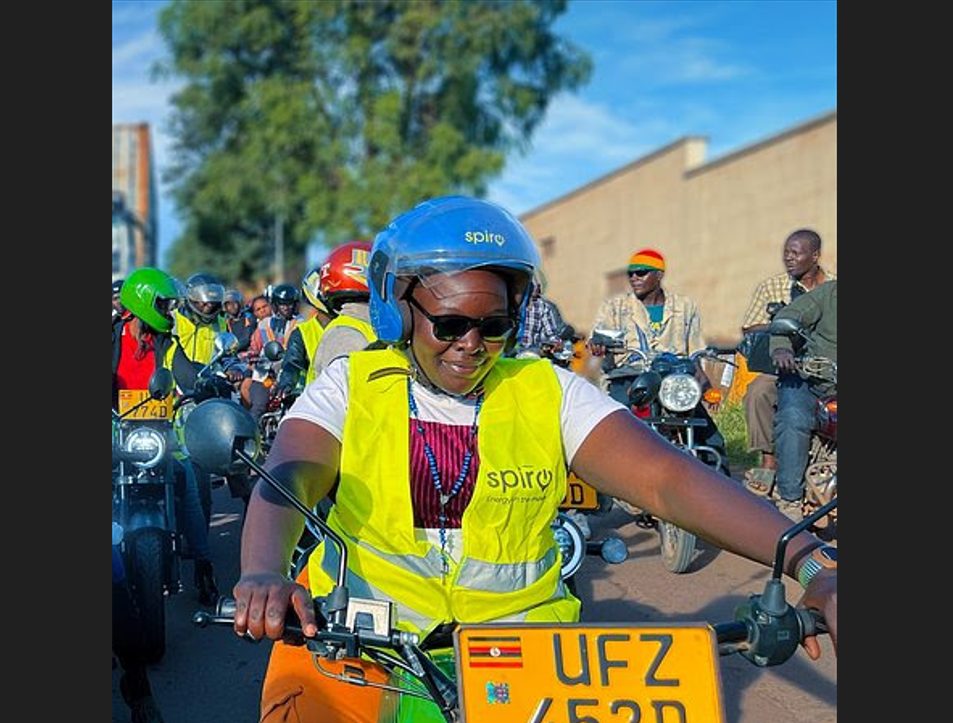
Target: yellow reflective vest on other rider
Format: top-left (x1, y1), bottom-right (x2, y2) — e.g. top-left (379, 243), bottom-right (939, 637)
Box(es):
top-left (298, 316), bottom-right (326, 386)
top-left (304, 313), bottom-right (376, 385)
top-left (166, 310), bottom-right (227, 366)
top-left (307, 347), bottom-right (580, 638)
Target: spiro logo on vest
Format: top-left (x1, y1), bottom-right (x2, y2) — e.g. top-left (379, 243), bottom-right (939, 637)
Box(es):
top-left (485, 466), bottom-right (554, 504)
top-left (464, 231), bottom-right (506, 247)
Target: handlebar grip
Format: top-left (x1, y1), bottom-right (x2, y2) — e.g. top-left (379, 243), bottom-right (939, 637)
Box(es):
top-left (197, 596), bottom-right (312, 646)
top-left (798, 607), bottom-right (828, 637)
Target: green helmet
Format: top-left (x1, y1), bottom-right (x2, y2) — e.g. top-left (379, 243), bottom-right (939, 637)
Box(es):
top-left (120, 267), bottom-right (180, 333)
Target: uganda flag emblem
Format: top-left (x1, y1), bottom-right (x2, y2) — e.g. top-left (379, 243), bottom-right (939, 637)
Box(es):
top-left (467, 636), bottom-right (523, 668)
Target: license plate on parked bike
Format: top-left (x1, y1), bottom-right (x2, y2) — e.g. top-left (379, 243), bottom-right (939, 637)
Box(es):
top-left (559, 473), bottom-right (600, 511)
top-left (118, 389), bottom-right (174, 420)
top-left (454, 623), bottom-right (725, 723)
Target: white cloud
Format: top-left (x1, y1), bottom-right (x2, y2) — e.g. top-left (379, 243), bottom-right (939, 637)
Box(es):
top-left (112, 30), bottom-right (163, 69)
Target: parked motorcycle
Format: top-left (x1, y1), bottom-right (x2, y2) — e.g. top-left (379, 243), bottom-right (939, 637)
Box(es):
top-left (188, 398), bottom-right (834, 723)
top-left (112, 367), bottom-right (180, 663)
top-left (768, 316), bottom-right (837, 533)
top-left (589, 328), bottom-right (732, 573)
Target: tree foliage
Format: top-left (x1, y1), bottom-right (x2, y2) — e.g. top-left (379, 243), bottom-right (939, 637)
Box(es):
top-left (155, 0), bottom-right (591, 285)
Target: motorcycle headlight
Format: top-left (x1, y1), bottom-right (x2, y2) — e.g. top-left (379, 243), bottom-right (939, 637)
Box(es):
top-left (658, 373), bottom-right (701, 413)
top-left (552, 513), bottom-right (585, 581)
top-left (123, 427), bottom-right (167, 469)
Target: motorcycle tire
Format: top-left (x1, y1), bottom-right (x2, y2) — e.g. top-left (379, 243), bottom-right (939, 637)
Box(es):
top-left (128, 529), bottom-right (167, 663)
top-left (657, 519), bottom-right (696, 574)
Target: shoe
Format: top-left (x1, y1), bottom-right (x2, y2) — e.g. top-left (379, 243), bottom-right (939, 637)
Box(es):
top-left (194, 558), bottom-right (219, 606)
top-left (743, 467), bottom-right (776, 496)
top-left (775, 498), bottom-right (804, 523)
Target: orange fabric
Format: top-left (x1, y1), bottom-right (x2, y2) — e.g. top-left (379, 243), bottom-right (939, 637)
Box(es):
top-left (259, 568), bottom-right (389, 723)
top-left (727, 352), bottom-right (759, 404)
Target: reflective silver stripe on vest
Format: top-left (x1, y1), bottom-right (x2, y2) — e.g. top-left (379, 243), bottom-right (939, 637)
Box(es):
top-left (455, 547), bottom-right (559, 592)
top-left (487, 578), bottom-right (572, 623)
top-left (350, 535), bottom-right (446, 580)
top-left (318, 539), bottom-right (434, 630)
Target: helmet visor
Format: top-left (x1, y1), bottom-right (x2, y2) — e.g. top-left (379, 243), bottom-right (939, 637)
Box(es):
top-left (189, 283), bottom-right (225, 303)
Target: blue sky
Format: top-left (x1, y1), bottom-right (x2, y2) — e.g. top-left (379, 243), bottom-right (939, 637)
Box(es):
top-left (112, 0), bottom-right (836, 270)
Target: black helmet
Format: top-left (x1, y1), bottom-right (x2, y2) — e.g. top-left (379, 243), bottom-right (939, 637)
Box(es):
top-left (112, 278), bottom-right (124, 297)
top-left (185, 272), bottom-right (226, 323)
top-left (270, 283), bottom-right (300, 308)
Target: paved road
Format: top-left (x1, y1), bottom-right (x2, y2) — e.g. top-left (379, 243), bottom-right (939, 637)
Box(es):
top-left (113, 483), bottom-right (836, 722)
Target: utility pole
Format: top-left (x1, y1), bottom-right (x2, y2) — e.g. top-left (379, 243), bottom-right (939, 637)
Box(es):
top-left (273, 212), bottom-right (284, 283)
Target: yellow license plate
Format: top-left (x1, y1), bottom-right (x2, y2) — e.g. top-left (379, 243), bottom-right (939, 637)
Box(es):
top-left (559, 473), bottom-right (600, 511)
top-left (118, 389), bottom-right (174, 420)
top-left (455, 623), bottom-right (725, 723)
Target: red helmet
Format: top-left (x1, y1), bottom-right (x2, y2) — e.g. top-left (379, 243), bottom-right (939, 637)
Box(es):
top-left (319, 241), bottom-right (371, 312)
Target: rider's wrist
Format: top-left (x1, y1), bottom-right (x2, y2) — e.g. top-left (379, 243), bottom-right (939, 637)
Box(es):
top-left (795, 544), bottom-right (837, 589)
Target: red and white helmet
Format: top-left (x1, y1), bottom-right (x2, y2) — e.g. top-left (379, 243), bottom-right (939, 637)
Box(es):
top-left (319, 241), bottom-right (371, 312)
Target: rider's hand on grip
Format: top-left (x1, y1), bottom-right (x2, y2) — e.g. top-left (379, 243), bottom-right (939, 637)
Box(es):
top-left (233, 571), bottom-right (319, 641)
top-left (797, 568), bottom-right (837, 660)
top-left (771, 348), bottom-right (797, 374)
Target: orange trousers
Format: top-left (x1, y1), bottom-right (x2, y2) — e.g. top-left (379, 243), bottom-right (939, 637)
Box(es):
top-left (259, 568), bottom-right (391, 723)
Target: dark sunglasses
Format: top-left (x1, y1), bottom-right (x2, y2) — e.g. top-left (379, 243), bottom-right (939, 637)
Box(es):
top-left (628, 268), bottom-right (656, 278)
top-left (407, 295), bottom-right (516, 342)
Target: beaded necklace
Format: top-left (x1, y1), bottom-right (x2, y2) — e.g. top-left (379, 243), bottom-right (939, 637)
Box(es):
top-left (406, 376), bottom-right (484, 576)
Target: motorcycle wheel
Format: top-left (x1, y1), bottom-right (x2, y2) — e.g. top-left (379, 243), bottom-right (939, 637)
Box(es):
top-left (129, 529), bottom-right (167, 663)
top-left (657, 519), bottom-right (696, 574)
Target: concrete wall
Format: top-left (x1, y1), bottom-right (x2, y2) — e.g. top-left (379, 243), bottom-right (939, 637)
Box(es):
top-left (520, 111), bottom-right (836, 345)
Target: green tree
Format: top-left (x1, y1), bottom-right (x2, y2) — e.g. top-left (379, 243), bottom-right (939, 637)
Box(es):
top-left (155, 0), bottom-right (591, 285)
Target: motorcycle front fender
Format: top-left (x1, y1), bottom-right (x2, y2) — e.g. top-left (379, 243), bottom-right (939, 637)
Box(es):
top-left (123, 508), bottom-right (172, 536)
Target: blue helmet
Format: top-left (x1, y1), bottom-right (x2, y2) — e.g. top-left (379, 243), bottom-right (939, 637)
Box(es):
top-left (368, 196), bottom-right (541, 345)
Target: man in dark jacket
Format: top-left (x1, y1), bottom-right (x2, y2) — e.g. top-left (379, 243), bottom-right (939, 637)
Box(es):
top-left (769, 279), bottom-right (837, 521)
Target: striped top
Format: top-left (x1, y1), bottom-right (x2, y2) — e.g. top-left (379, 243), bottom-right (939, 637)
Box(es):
top-left (409, 418), bottom-right (481, 528)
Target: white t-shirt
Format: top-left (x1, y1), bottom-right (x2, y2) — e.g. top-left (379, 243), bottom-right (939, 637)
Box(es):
top-left (285, 356), bottom-right (625, 467)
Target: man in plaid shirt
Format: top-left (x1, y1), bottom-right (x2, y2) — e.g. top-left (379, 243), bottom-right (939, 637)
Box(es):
top-left (740, 229), bottom-right (835, 496)
top-left (515, 284), bottom-right (564, 357)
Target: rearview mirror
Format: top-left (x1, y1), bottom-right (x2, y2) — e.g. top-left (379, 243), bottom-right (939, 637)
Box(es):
top-left (213, 332), bottom-right (240, 356)
top-left (768, 317), bottom-right (802, 337)
top-left (264, 340), bottom-right (284, 362)
top-left (148, 368), bottom-right (175, 401)
top-left (183, 399), bottom-right (260, 475)
top-left (590, 328), bottom-right (625, 348)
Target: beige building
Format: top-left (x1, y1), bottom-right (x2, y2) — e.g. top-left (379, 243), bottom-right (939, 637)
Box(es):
top-left (520, 110), bottom-right (836, 346)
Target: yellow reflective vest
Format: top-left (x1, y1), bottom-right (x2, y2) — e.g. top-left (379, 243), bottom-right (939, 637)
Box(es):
top-left (307, 347), bottom-right (579, 637)
top-left (304, 312), bottom-right (376, 384)
top-left (166, 311), bottom-right (227, 366)
top-left (297, 316), bottom-right (326, 386)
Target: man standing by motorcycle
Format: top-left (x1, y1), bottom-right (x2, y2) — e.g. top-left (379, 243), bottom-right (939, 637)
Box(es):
top-left (114, 267), bottom-right (219, 605)
top-left (769, 279), bottom-right (837, 521)
top-left (740, 229), bottom-right (835, 496)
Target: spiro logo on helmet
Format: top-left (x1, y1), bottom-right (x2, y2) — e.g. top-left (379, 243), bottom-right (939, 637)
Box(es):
top-left (464, 231), bottom-right (507, 247)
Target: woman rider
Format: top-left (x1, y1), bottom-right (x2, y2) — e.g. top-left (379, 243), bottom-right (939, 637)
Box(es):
top-left (233, 196), bottom-right (837, 723)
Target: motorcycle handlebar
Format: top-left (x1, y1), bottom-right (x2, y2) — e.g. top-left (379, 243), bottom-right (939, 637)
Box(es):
top-left (197, 594), bottom-right (828, 662)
